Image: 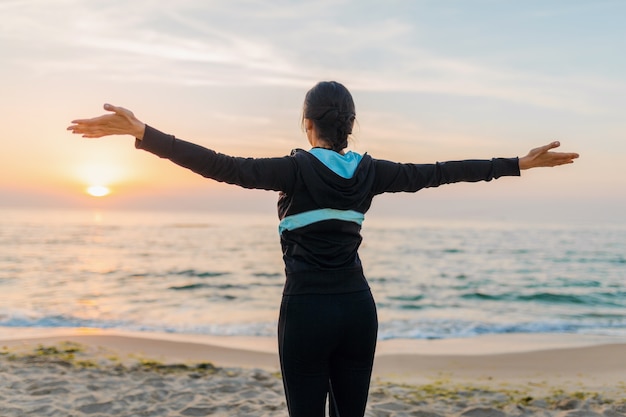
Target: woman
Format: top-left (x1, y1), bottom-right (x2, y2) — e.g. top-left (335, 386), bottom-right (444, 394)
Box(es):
top-left (68, 81), bottom-right (579, 417)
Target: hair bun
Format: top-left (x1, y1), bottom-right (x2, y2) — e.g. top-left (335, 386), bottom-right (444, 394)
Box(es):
top-left (302, 81), bottom-right (356, 152)
top-left (317, 108), bottom-right (340, 126)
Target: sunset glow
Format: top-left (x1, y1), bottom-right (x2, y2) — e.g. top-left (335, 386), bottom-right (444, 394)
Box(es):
top-left (0, 1), bottom-right (624, 221)
top-left (86, 185), bottom-right (110, 198)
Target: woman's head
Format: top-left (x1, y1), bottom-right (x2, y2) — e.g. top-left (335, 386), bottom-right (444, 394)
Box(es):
top-left (302, 81), bottom-right (355, 152)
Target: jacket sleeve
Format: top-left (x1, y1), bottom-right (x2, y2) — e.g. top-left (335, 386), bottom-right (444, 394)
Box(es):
top-left (371, 157), bottom-right (521, 194)
top-left (135, 125), bottom-right (296, 192)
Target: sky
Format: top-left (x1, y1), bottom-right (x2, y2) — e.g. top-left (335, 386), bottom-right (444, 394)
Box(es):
top-left (1, 0), bottom-right (625, 224)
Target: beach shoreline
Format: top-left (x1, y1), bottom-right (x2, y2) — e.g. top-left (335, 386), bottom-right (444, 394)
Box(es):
top-left (2, 328), bottom-right (626, 416)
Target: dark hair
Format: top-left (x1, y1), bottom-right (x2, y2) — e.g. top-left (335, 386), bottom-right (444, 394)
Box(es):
top-left (302, 81), bottom-right (356, 152)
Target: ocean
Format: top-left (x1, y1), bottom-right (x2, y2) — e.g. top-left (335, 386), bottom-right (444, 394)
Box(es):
top-left (1, 208), bottom-right (625, 340)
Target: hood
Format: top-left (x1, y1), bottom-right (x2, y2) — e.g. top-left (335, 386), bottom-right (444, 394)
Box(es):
top-left (292, 149), bottom-right (375, 211)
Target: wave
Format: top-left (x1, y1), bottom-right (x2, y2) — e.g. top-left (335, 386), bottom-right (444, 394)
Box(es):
top-left (172, 269), bottom-right (230, 278)
top-left (460, 291), bottom-right (626, 307)
top-left (3, 313), bottom-right (626, 341)
top-left (388, 295), bottom-right (425, 302)
top-left (253, 272), bottom-right (282, 278)
top-left (377, 317), bottom-right (626, 340)
top-left (168, 283), bottom-right (211, 291)
top-left (0, 314), bottom-right (276, 337)
top-left (0, 314), bottom-right (130, 330)
top-left (123, 269), bottom-right (232, 281)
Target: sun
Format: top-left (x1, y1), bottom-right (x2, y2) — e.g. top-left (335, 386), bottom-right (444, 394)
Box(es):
top-left (86, 185), bottom-right (111, 197)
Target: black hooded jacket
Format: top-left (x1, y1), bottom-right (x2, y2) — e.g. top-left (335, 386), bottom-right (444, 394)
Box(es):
top-left (137, 125), bottom-right (520, 295)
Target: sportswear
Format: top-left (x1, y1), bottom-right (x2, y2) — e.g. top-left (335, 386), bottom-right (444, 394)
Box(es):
top-left (136, 124), bottom-right (521, 417)
top-left (136, 125), bottom-right (520, 295)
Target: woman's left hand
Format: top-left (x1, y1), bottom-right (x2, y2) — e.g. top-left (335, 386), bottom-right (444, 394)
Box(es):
top-left (519, 141), bottom-right (579, 170)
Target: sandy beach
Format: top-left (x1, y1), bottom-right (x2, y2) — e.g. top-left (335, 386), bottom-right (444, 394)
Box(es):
top-left (1, 328), bottom-right (625, 417)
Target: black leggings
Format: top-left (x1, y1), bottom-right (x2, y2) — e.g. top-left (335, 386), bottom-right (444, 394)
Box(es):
top-left (278, 290), bottom-right (378, 417)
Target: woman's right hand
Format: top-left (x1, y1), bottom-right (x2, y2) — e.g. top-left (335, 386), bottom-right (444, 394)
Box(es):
top-left (67, 104), bottom-right (146, 140)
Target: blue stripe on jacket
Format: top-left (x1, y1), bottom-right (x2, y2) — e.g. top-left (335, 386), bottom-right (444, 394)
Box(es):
top-left (279, 209), bottom-right (364, 234)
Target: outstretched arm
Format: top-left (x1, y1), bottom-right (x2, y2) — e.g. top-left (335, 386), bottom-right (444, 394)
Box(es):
top-left (371, 141), bottom-right (579, 194)
top-left (67, 104), bottom-right (296, 192)
top-left (67, 104), bottom-right (146, 139)
top-left (519, 141), bottom-right (579, 170)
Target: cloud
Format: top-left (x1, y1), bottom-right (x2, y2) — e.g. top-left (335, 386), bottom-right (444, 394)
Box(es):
top-left (2, 0), bottom-right (624, 114)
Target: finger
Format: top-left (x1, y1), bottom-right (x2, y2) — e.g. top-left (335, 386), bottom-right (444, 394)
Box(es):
top-left (549, 152), bottom-right (579, 166)
top-left (561, 152), bottom-right (579, 159)
top-left (541, 141), bottom-right (561, 153)
top-left (551, 152), bottom-right (580, 160)
top-left (104, 103), bottom-right (133, 118)
top-left (67, 123), bottom-right (100, 135)
top-left (67, 124), bottom-right (86, 133)
top-left (74, 124), bottom-right (130, 137)
top-left (70, 114), bottom-right (110, 125)
top-left (104, 103), bottom-right (118, 112)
